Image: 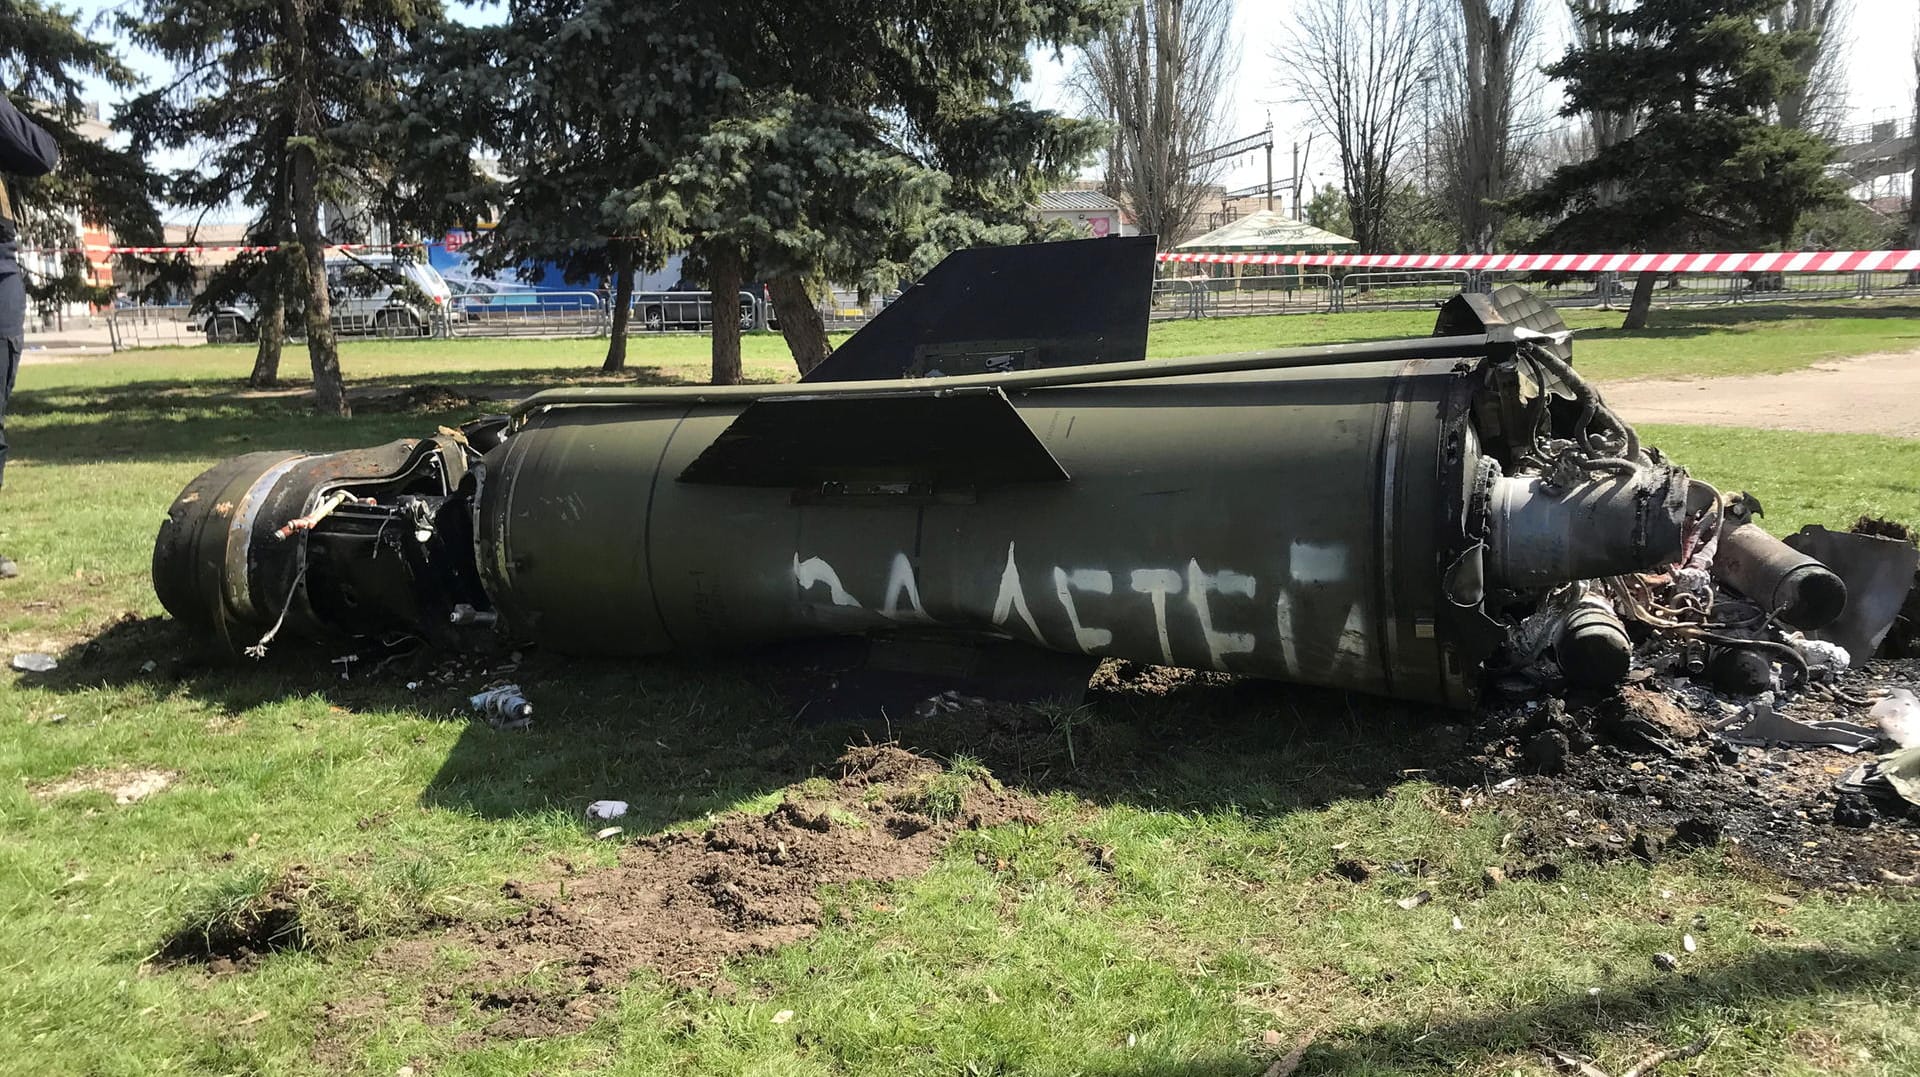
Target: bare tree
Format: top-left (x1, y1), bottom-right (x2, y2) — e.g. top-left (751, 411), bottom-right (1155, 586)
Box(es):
top-left (1773, 1), bottom-right (1851, 135)
top-left (1431, 0), bottom-right (1542, 251)
top-left (1276, 0), bottom-right (1431, 252)
top-left (1909, 25), bottom-right (1920, 253)
top-left (1565, 1), bottom-right (1635, 156)
top-left (1074, 0), bottom-right (1236, 248)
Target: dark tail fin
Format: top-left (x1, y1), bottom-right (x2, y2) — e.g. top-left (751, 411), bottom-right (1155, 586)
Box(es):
top-left (802, 235), bottom-right (1157, 382)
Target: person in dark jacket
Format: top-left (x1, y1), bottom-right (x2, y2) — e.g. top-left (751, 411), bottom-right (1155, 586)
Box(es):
top-left (0, 94), bottom-right (60, 579)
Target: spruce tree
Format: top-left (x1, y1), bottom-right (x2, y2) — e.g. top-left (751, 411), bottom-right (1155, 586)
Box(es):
top-left (1, 1), bottom-right (165, 312)
top-left (1515, 0), bottom-right (1843, 328)
top-left (609, 0), bottom-right (1120, 384)
top-left (120, 0), bottom-right (462, 413)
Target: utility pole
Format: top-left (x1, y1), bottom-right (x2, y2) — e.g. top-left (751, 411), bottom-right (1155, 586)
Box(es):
top-left (1266, 142), bottom-right (1274, 211)
top-left (1291, 142), bottom-right (1299, 218)
top-left (1291, 135), bottom-right (1312, 220)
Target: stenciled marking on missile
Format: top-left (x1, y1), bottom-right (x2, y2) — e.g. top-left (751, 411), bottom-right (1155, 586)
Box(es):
top-left (1289, 541), bottom-right (1348, 584)
top-left (1128, 568), bottom-right (1183, 663)
top-left (1052, 568), bottom-right (1114, 653)
top-left (1332, 601), bottom-right (1371, 675)
top-left (1272, 590), bottom-right (1301, 677)
top-left (790, 547), bottom-right (1358, 675)
top-left (793, 554), bottom-right (862, 608)
top-left (882, 552), bottom-right (934, 622)
top-left (992, 542), bottom-right (1046, 643)
top-left (1187, 559), bottom-right (1257, 668)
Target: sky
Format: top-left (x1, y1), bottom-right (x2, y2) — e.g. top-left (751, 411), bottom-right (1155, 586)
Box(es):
top-left (53, 0), bottom-right (1920, 222)
top-left (1022, 0), bottom-right (1920, 194)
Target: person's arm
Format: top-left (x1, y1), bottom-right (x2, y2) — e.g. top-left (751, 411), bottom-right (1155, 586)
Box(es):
top-left (0, 95), bottom-right (59, 177)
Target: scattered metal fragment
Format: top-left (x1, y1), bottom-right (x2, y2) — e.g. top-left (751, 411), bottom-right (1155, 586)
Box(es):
top-left (586, 800), bottom-right (628, 821)
top-left (1783, 527), bottom-right (1920, 661)
top-left (1712, 496), bottom-right (1846, 630)
top-left (1721, 702), bottom-right (1877, 753)
top-left (1394, 890), bottom-right (1431, 910)
top-left (10, 652), bottom-right (56, 673)
top-left (1651, 951), bottom-right (1679, 972)
top-left (592, 826), bottom-right (623, 841)
top-left (1869, 688), bottom-right (1920, 748)
top-left (1880, 746), bottom-right (1920, 807)
top-left (470, 684), bottom-right (533, 729)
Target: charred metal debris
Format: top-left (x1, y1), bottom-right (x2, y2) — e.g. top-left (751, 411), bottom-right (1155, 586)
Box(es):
top-left (151, 239), bottom-right (1918, 762)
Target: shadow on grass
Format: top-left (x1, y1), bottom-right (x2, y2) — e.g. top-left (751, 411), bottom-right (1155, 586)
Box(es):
top-left (1079, 930), bottom-right (1920, 1075)
top-left (42, 616), bottom-right (1478, 834)
top-left (8, 364), bottom-right (783, 467)
top-left (1573, 299), bottom-right (1920, 344)
top-left (36, 615), bottom-right (830, 834)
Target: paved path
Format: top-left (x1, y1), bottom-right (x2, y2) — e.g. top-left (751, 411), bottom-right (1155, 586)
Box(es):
top-left (1599, 348), bottom-right (1920, 438)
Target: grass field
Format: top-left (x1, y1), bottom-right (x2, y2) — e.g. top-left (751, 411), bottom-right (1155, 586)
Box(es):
top-left (2, 302), bottom-right (1918, 1075)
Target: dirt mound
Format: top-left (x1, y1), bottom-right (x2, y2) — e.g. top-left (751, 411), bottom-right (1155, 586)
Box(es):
top-left (383, 746), bottom-right (1038, 1038)
top-left (157, 867), bottom-right (315, 970)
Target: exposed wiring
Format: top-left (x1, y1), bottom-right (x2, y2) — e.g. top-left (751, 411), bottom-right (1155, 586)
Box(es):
top-left (244, 560), bottom-right (308, 660)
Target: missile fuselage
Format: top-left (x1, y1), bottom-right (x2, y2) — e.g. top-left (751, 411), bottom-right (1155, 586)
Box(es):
top-left (154, 315), bottom-right (1691, 709)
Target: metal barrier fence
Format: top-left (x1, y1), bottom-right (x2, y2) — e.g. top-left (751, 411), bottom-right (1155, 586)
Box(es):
top-left (106, 304), bottom-right (202, 350)
top-left (105, 268), bottom-right (1920, 349)
top-left (1150, 266), bottom-right (1920, 322)
top-left (1334, 271), bottom-right (1470, 312)
top-left (455, 290), bottom-right (606, 337)
top-left (1151, 272), bottom-right (1336, 319)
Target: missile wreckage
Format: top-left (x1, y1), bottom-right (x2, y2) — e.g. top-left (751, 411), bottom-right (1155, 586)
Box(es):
top-left (153, 237), bottom-right (1906, 711)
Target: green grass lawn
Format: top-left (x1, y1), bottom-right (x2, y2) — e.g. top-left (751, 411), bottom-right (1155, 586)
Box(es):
top-left (2, 305), bottom-right (1918, 1075)
top-left (52, 294), bottom-right (1920, 392)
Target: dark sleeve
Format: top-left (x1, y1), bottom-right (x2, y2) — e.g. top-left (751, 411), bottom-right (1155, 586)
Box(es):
top-left (0, 95), bottom-right (60, 177)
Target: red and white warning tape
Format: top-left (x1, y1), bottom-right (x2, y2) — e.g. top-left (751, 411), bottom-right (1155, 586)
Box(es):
top-left (1155, 249), bottom-right (1920, 272)
top-left (23, 243), bottom-right (1920, 274)
top-left (17, 241), bottom-right (424, 256)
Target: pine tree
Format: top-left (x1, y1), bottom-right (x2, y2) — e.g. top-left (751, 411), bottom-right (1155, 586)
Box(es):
top-left (610, 0), bottom-right (1121, 384)
top-left (410, 2), bottom-right (724, 373)
top-left (1515, 0), bottom-right (1844, 329)
top-left (120, 0), bottom-right (462, 413)
top-left (1, 1), bottom-right (165, 313)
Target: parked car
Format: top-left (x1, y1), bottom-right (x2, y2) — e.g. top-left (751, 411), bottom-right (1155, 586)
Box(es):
top-left (197, 254), bottom-right (455, 343)
top-left (636, 279), bottom-right (762, 332)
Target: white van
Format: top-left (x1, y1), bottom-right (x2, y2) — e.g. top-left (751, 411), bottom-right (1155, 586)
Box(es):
top-left (200, 254), bottom-right (456, 343)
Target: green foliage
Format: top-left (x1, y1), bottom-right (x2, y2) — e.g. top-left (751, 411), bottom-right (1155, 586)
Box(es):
top-left (0, 0), bottom-right (166, 306)
top-left (118, 0), bottom-right (471, 299)
top-left (1796, 200), bottom-right (1898, 250)
top-left (1299, 182), bottom-right (1450, 252)
top-left (1517, 0), bottom-right (1845, 252)
top-left (600, 1), bottom-right (1122, 313)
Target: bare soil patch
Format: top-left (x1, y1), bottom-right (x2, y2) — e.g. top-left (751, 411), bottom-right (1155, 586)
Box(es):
top-left (1601, 347), bottom-right (1920, 437)
top-left (377, 745), bottom-right (1040, 1039)
top-left (33, 766), bottom-right (176, 805)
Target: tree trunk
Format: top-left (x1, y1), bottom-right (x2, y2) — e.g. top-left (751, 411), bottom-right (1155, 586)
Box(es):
top-left (283, 0), bottom-right (348, 416)
top-left (603, 243), bottom-right (635, 372)
top-left (291, 149), bottom-right (346, 415)
top-left (708, 250), bottom-right (744, 385)
top-left (247, 245), bottom-right (289, 388)
top-left (769, 273), bottom-right (831, 376)
top-left (1623, 270), bottom-right (1658, 330)
top-left (248, 273), bottom-right (285, 387)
